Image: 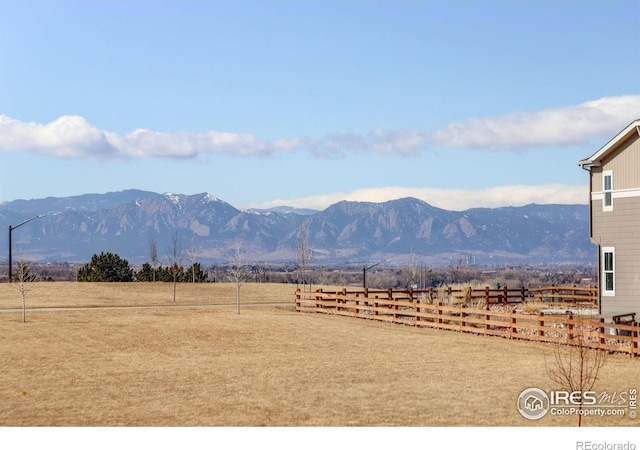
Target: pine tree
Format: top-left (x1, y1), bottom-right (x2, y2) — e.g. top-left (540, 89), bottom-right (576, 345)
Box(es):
top-left (77, 252), bottom-right (134, 282)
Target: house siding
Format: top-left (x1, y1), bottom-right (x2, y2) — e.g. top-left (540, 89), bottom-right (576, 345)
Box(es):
top-left (591, 196), bottom-right (640, 316)
top-left (591, 132), bottom-right (640, 192)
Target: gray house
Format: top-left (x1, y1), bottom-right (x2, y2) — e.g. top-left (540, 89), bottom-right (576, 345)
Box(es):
top-left (578, 119), bottom-right (640, 320)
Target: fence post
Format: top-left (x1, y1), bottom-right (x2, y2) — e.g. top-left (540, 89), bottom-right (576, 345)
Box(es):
top-left (315, 288), bottom-right (321, 312)
top-left (415, 289), bottom-right (420, 327)
top-left (520, 286), bottom-right (526, 303)
top-left (374, 296), bottom-right (379, 317)
top-left (632, 321), bottom-right (638, 358)
top-left (437, 302), bottom-right (443, 330)
top-left (538, 312), bottom-right (545, 340)
top-left (485, 302), bottom-right (491, 334)
top-left (510, 310), bottom-right (517, 339)
top-left (460, 304), bottom-right (466, 332)
top-left (355, 291), bottom-right (360, 317)
top-left (363, 287), bottom-right (369, 315)
top-left (567, 314), bottom-right (574, 344)
top-left (598, 318), bottom-right (606, 348)
top-left (295, 288), bottom-right (299, 311)
top-left (390, 288), bottom-right (397, 323)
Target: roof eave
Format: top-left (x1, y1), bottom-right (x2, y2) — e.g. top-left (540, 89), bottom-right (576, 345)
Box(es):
top-left (577, 159), bottom-right (601, 170)
top-left (578, 119), bottom-right (640, 166)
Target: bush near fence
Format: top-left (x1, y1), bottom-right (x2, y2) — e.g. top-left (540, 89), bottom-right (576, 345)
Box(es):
top-left (295, 286), bottom-right (638, 358)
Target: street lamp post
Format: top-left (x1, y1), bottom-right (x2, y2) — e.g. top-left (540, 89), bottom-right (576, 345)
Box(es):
top-left (8, 214), bottom-right (44, 282)
top-left (362, 261), bottom-right (385, 289)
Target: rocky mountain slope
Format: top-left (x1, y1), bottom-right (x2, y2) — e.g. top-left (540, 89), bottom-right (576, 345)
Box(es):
top-left (0, 190), bottom-right (593, 264)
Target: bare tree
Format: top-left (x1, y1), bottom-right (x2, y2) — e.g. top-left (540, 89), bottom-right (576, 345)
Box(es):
top-left (315, 265), bottom-right (327, 287)
top-left (13, 259), bottom-right (37, 323)
top-left (545, 313), bottom-right (608, 426)
top-left (167, 231), bottom-right (182, 302)
top-left (403, 247), bottom-right (419, 288)
top-left (149, 236), bottom-right (158, 282)
top-left (255, 263), bottom-right (267, 283)
top-left (226, 239), bottom-right (247, 315)
top-left (296, 221), bottom-right (313, 291)
top-left (185, 236), bottom-right (198, 283)
top-left (449, 256), bottom-right (465, 283)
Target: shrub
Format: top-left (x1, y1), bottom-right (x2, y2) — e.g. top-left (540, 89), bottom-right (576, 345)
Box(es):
top-left (521, 301), bottom-right (546, 314)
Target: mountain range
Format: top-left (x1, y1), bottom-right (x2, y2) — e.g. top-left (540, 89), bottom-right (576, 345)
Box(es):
top-left (0, 190), bottom-right (594, 265)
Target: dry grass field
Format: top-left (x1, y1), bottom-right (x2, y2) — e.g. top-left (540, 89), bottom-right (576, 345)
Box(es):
top-left (0, 282), bottom-right (637, 427)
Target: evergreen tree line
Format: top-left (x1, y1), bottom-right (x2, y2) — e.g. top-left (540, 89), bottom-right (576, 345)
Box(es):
top-left (135, 262), bottom-right (208, 282)
top-left (77, 252), bottom-right (208, 282)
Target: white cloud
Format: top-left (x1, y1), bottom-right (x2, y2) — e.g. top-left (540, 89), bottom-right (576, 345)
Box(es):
top-left (0, 115), bottom-right (116, 158)
top-left (370, 128), bottom-right (428, 155)
top-left (431, 95), bottom-right (640, 150)
top-left (312, 133), bottom-right (367, 158)
top-left (0, 115), bottom-right (279, 159)
top-left (1, 95), bottom-right (638, 159)
top-left (249, 184), bottom-right (589, 211)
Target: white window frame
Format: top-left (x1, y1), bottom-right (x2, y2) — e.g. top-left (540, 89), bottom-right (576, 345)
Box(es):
top-left (602, 246), bottom-right (615, 296)
top-left (602, 170), bottom-right (613, 212)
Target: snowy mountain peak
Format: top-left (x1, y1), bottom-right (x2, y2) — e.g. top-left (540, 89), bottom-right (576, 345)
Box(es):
top-left (203, 193), bottom-right (219, 203)
top-left (162, 192), bottom-right (184, 207)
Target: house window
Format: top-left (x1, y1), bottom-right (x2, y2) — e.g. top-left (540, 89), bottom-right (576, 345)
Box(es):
top-left (602, 247), bottom-right (615, 296)
top-left (603, 171), bottom-right (613, 211)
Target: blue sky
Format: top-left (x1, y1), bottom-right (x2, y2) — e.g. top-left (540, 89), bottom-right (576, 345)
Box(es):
top-left (1, 1), bottom-right (638, 211)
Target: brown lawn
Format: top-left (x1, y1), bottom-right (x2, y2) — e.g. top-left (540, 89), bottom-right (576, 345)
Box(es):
top-left (0, 282), bottom-right (637, 426)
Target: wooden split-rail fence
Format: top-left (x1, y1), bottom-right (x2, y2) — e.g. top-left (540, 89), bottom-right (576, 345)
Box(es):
top-left (295, 286), bottom-right (639, 357)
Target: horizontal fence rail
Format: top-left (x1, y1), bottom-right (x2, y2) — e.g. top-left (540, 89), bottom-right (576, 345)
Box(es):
top-left (527, 285), bottom-right (598, 305)
top-left (295, 286), bottom-right (638, 358)
top-left (301, 285), bottom-right (598, 306)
